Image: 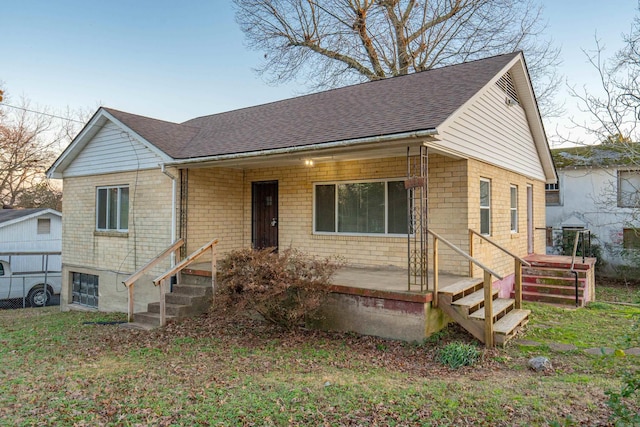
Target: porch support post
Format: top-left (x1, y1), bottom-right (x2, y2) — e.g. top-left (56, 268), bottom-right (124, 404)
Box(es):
top-left (211, 244), bottom-right (217, 295)
top-left (468, 229), bottom-right (474, 277)
top-left (483, 270), bottom-right (494, 347)
top-left (432, 236), bottom-right (439, 307)
top-left (514, 259), bottom-right (522, 309)
top-left (159, 279), bottom-right (167, 327)
top-left (127, 284), bottom-right (134, 323)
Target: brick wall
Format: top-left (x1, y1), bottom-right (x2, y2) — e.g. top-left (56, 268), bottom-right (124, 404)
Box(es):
top-left (61, 169), bottom-right (174, 312)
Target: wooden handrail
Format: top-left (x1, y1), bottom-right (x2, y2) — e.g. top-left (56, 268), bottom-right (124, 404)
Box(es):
top-left (468, 230), bottom-right (531, 267)
top-left (122, 238), bottom-right (184, 322)
top-left (123, 239), bottom-right (185, 288)
top-left (152, 238), bottom-right (219, 327)
top-left (427, 229), bottom-right (503, 279)
top-left (153, 238), bottom-right (219, 286)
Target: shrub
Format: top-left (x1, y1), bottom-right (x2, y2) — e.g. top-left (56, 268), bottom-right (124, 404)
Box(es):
top-left (436, 342), bottom-right (481, 369)
top-left (216, 248), bottom-right (343, 329)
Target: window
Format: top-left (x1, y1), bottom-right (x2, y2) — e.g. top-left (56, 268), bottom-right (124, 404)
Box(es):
top-left (37, 218), bottom-right (51, 234)
top-left (618, 170), bottom-right (640, 208)
top-left (314, 180), bottom-right (408, 235)
top-left (480, 179), bottom-right (491, 235)
top-left (71, 272), bottom-right (99, 308)
top-left (545, 181), bottom-right (560, 206)
top-left (623, 228), bottom-right (640, 249)
top-left (96, 186), bottom-right (129, 231)
top-left (510, 185), bottom-right (518, 233)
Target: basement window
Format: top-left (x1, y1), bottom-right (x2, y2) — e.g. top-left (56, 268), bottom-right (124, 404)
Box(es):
top-left (71, 272), bottom-right (99, 308)
top-left (314, 179), bottom-right (408, 235)
top-left (96, 186), bottom-right (129, 232)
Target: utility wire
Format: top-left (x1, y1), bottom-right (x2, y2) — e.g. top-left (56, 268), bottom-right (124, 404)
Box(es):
top-left (0, 103), bottom-right (85, 123)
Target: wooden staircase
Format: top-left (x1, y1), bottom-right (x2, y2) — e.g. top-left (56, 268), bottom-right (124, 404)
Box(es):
top-left (128, 273), bottom-right (212, 329)
top-left (438, 277), bottom-right (530, 346)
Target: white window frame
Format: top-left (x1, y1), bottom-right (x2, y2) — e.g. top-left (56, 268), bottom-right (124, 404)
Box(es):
top-left (510, 185), bottom-right (518, 233)
top-left (96, 185), bottom-right (129, 232)
top-left (618, 170), bottom-right (640, 208)
top-left (37, 218), bottom-right (51, 235)
top-left (480, 178), bottom-right (491, 236)
top-left (313, 178), bottom-right (410, 237)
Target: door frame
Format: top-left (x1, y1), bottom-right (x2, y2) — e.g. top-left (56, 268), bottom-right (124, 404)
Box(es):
top-left (251, 180), bottom-right (279, 250)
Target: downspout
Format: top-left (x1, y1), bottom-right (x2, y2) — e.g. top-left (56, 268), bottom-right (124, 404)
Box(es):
top-left (161, 164), bottom-right (177, 268)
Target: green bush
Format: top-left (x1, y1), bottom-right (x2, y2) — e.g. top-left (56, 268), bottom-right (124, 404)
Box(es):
top-left (216, 248), bottom-right (343, 329)
top-left (436, 342), bottom-right (481, 369)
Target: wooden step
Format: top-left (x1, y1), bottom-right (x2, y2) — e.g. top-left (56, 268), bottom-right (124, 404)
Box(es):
top-left (469, 298), bottom-right (514, 321)
top-left (452, 288), bottom-right (499, 316)
top-left (523, 267), bottom-right (588, 278)
top-left (493, 309), bottom-right (530, 335)
top-left (520, 283), bottom-right (585, 296)
top-left (523, 275), bottom-right (587, 287)
top-left (438, 277), bottom-right (484, 299)
top-left (516, 290), bottom-right (585, 306)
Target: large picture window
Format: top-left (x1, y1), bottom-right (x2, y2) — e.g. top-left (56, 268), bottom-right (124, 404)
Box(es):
top-left (314, 180), bottom-right (408, 235)
top-left (96, 186), bottom-right (129, 232)
top-left (480, 179), bottom-right (491, 235)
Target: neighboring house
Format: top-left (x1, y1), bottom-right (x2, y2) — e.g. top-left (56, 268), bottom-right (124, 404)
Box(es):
top-left (48, 52), bottom-right (556, 333)
top-left (546, 143), bottom-right (640, 276)
top-left (0, 208), bottom-right (62, 272)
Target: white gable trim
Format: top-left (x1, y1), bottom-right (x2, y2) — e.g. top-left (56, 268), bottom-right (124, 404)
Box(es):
top-left (437, 53), bottom-right (557, 183)
top-left (0, 209), bottom-right (62, 229)
top-left (47, 108), bottom-right (173, 179)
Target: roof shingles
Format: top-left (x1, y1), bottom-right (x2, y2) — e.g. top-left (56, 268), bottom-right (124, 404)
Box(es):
top-left (107, 52), bottom-right (519, 160)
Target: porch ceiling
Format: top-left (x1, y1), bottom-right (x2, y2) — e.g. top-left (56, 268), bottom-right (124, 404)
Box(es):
top-left (175, 137), bottom-right (461, 170)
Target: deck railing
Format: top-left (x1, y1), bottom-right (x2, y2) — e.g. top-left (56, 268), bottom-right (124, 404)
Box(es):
top-left (152, 238), bottom-right (219, 327)
top-left (468, 229), bottom-right (531, 310)
top-left (123, 239), bottom-right (185, 322)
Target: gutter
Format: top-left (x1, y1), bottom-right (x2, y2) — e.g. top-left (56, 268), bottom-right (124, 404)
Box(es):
top-left (160, 164), bottom-right (178, 267)
top-left (162, 129), bottom-right (438, 167)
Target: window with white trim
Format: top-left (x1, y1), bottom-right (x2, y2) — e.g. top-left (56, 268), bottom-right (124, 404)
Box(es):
top-left (618, 170), bottom-right (640, 208)
top-left (96, 186), bottom-right (129, 232)
top-left (314, 180), bottom-right (408, 235)
top-left (545, 181), bottom-right (560, 206)
top-left (480, 179), bottom-right (491, 235)
top-left (37, 218), bottom-right (51, 234)
top-left (510, 185), bottom-right (518, 233)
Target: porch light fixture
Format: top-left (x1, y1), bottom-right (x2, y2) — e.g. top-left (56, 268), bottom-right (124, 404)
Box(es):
top-left (304, 159), bottom-right (314, 166)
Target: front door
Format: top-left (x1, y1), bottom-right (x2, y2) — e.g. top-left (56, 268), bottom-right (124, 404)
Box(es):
top-left (252, 181), bottom-right (278, 250)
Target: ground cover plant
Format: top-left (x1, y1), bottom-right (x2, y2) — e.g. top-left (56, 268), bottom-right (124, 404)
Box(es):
top-left (0, 283), bottom-right (638, 426)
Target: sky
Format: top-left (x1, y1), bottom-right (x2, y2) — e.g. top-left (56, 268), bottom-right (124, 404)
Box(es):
top-left (1, 0), bottom-right (638, 147)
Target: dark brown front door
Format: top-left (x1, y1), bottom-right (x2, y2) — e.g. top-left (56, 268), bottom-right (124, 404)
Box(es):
top-left (252, 181), bottom-right (278, 250)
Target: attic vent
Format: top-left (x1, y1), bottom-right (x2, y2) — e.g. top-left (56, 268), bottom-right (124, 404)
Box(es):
top-left (496, 72), bottom-right (520, 105)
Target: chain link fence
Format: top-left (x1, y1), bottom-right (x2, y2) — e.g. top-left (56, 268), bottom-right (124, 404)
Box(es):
top-left (0, 252), bottom-right (62, 310)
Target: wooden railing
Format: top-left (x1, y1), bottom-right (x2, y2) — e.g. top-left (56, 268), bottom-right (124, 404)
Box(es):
top-left (152, 238), bottom-right (219, 327)
top-left (123, 239), bottom-right (184, 322)
top-left (427, 229), bottom-right (502, 308)
top-left (468, 229), bottom-right (531, 310)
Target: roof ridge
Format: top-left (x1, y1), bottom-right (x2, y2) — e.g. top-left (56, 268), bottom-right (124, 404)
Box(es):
top-left (183, 51), bottom-right (521, 125)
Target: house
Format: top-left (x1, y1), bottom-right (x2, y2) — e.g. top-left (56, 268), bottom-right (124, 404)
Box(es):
top-left (546, 142), bottom-right (640, 277)
top-left (48, 52), bottom-right (560, 344)
top-left (0, 208), bottom-right (62, 272)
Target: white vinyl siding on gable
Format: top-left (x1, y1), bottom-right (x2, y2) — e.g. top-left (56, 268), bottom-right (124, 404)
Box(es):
top-left (64, 121), bottom-right (165, 177)
top-left (436, 76), bottom-right (545, 181)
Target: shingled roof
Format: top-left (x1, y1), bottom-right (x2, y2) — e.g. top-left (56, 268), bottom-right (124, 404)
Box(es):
top-left (104, 52), bottom-right (520, 160)
top-left (0, 208), bottom-right (60, 227)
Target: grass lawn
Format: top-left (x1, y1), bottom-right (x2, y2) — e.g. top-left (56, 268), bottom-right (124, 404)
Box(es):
top-left (0, 285), bottom-right (638, 426)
